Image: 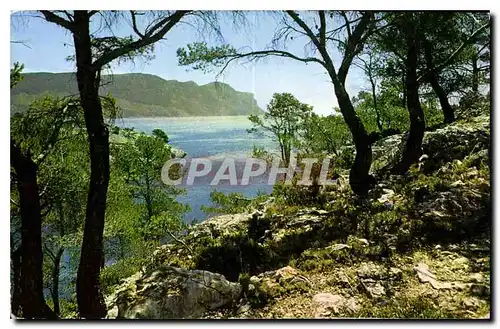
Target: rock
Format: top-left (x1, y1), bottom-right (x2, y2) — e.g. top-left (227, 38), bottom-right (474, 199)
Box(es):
top-left (451, 257), bottom-right (470, 270)
top-left (353, 237), bottom-right (370, 246)
top-left (106, 266), bottom-right (242, 319)
top-left (236, 304), bottom-right (251, 315)
top-left (336, 272), bottom-right (352, 288)
top-left (357, 262), bottom-right (386, 280)
top-left (414, 263), bottom-right (456, 290)
top-left (286, 213), bottom-right (324, 228)
top-left (462, 297), bottom-right (481, 311)
top-left (344, 298), bottom-right (360, 313)
top-left (414, 263), bottom-right (451, 290)
top-left (469, 273), bottom-right (484, 283)
top-left (330, 243), bottom-right (351, 251)
top-left (377, 189), bottom-right (395, 204)
top-left (360, 279), bottom-right (386, 299)
top-left (309, 209), bottom-right (331, 216)
top-left (249, 266), bottom-right (310, 301)
top-left (388, 267), bottom-right (403, 281)
top-left (251, 210), bottom-right (263, 219)
top-left (312, 293), bottom-right (345, 317)
top-left (312, 293), bottom-right (359, 317)
top-left (275, 266), bottom-right (298, 278)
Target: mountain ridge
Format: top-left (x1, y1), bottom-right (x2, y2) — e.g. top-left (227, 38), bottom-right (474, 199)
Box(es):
top-left (11, 72), bottom-right (263, 117)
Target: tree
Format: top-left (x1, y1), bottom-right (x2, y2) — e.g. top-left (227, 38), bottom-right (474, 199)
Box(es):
top-left (392, 13), bottom-right (426, 174)
top-left (10, 63), bottom-right (82, 319)
top-left (40, 131), bottom-right (88, 317)
top-left (11, 84), bottom-right (82, 318)
top-left (417, 12), bottom-right (490, 123)
top-left (354, 46), bottom-right (384, 132)
top-left (178, 10), bottom-right (377, 195)
top-left (300, 111), bottom-right (352, 156)
top-left (248, 93), bottom-right (312, 166)
top-left (39, 10), bottom-right (190, 318)
top-left (112, 128), bottom-right (188, 241)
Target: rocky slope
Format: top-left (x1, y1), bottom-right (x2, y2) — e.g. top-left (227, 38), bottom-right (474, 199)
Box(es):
top-left (105, 112), bottom-right (491, 319)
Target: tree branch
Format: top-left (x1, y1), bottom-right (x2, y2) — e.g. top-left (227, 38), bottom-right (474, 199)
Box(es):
top-left (418, 22), bottom-right (489, 83)
top-left (319, 11), bottom-right (326, 50)
top-left (92, 10), bottom-right (189, 69)
top-left (286, 11), bottom-right (322, 50)
top-left (130, 11), bottom-right (144, 38)
top-left (338, 12), bottom-right (373, 84)
top-left (40, 11), bottom-right (75, 32)
top-left (215, 49), bottom-right (325, 79)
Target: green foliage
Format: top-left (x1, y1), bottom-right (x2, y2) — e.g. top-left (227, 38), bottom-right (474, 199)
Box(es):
top-left (100, 257), bottom-right (144, 295)
top-left (248, 93), bottom-right (312, 166)
top-left (11, 72), bottom-right (263, 117)
top-left (152, 128), bottom-right (169, 143)
top-left (202, 190), bottom-right (268, 215)
top-left (300, 112), bottom-right (352, 155)
top-left (177, 42), bottom-right (236, 73)
top-left (352, 86), bottom-right (408, 134)
top-left (112, 128), bottom-right (189, 241)
top-left (251, 145), bottom-right (274, 164)
top-left (10, 62), bottom-right (24, 88)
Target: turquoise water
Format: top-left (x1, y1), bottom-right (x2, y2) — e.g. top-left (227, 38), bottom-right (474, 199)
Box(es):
top-left (116, 116), bottom-right (276, 222)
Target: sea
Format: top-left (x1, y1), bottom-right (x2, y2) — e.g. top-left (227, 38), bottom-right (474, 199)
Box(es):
top-left (116, 116), bottom-right (277, 223)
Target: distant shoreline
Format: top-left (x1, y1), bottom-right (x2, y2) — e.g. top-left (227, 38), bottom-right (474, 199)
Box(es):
top-left (116, 114), bottom-right (257, 120)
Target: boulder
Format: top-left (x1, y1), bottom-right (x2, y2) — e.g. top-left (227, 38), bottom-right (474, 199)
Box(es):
top-left (312, 293), bottom-right (358, 317)
top-left (106, 266), bottom-right (242, 319)
top-left (249, 266), bottom-right (310, 302)
top-left (360, 279), bottom-right (386, 299)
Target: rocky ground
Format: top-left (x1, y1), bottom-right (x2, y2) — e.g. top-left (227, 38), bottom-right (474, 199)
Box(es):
top-left (105, 112), bottom-right (491, 320)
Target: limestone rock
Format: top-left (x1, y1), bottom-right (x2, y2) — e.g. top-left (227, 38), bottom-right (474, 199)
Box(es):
top-left (469, 273), bottom-right (484, 283)
top-left (106, 266), bottom-right (241, 319)
top-left (414, 263), bottom-right (451, 290)
top-left (312, 293), bottom-right (358, 317)
top-left (360, 279), bottom-right (386, 299)
top-left (249, 266), bottom-right (310, 301)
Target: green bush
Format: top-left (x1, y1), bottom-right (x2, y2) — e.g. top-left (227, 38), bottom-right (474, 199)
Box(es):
top-left (101, 257), bottom-right (143, 295)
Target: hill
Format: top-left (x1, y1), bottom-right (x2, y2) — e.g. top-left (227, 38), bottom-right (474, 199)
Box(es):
top-left (11, 72), bottom-right (263, 117)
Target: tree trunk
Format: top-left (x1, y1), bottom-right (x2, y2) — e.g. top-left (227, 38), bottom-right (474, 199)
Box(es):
top-left (331, 76), bottom-right (373, 195)
top-left (472, 54), bottom-right (479, 94)
top-left (73, 11), bottom-right (109, 319)
top-left (11, 245), bottom-right (22, 317)
top-left (393, 17), bottom-right (426, 174)
top-left (10, 140), bottom-right (56, 319)
top-left (401, 71), bottom-right (406, 108)
top-left (428, 75), bottom-right (455, 123)
top-left (51, 247), bottom-right (64, 317)
top-left (423, 40), bottom-right (455, 123)
top-left (369, 74), bottom-right (383, 132)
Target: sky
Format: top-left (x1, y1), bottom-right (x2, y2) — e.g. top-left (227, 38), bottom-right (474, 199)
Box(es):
top-left (10, 11), bottom-right (369, 116)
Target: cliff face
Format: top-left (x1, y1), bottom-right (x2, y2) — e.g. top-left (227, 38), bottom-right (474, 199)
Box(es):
top-left (11, 73), bottom-right (264, 117)
top-left (105, 112), bottom-right (491, 319)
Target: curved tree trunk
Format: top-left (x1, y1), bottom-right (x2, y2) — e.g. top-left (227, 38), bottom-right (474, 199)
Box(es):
top-left (73, 11), bottom-right (109, 319)
top-left (393, 16), bottom-right (426, 174)
top-left (285, 10), bottom-right (374, 195)
top-left (423, 40), bottom-right (455, 123)
top-left (332, 77), bottom-right (373, 195)
top-left (10, 140), bottom-right (56, 319)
